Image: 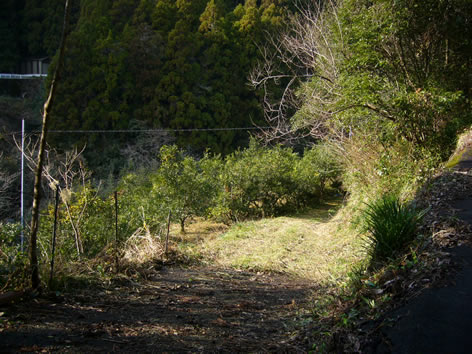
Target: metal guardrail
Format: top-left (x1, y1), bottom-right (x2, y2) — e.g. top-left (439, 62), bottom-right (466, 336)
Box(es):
top-left (0, 73), bottom-right (47, 79)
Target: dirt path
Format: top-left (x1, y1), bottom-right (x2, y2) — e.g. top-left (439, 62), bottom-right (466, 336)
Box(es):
top-left (0, 267), bottom-right (315, 353)
top-left (365, 151), bottom-right (472, 353)
top-left (372, 246), bottom-right (472, 353)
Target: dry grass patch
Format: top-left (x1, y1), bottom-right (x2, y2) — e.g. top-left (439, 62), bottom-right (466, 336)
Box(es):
top-left (122, 226), bottom-right (165, 265)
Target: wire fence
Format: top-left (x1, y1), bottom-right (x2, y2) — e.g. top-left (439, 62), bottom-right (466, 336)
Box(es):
top-left (38, 186), bottom-right (172, 284)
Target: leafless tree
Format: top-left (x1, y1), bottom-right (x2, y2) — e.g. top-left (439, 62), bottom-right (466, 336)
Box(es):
top-left (249, 0), bottom-right (343, 144)
top-left (16, 137), bottom-right (92, 257)
top-left (120, 122), bottom-right (174, 170)
top-left (0, 153), bottom-right (20, 220)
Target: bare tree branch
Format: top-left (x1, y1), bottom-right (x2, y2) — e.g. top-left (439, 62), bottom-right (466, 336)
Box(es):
top-left (249, 0), bottom-right (343, 144)
top-left (16, 136), bottom-right (91, 258)
top-left (0, 153), bottom-right (20, 219)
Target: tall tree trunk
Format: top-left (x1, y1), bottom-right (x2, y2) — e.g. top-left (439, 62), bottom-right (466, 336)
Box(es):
top-left (29, 0), bottom-right (72, 290)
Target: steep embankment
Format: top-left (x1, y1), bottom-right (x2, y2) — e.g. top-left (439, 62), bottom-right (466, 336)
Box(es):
top-left (362, 134), bottom-right (472, 353)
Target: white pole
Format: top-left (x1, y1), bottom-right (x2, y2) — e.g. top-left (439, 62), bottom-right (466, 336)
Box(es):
top-left (21, 119), bottom-right (25, 251)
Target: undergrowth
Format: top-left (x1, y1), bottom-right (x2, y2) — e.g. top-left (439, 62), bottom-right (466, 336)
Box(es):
top-left (361, 195), bottom-right (429, 264)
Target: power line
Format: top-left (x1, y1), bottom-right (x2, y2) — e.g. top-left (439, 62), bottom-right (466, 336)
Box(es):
top-left (7, 127), bottom-right (271, 135)
top-left (49, 127), bottom-right (268, 133)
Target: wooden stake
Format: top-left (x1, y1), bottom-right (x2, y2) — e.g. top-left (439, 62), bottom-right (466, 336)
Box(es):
top-left (49, 186), bottom-right (60, 289)
top-left (114, 191), bottom-right (119, 272)
top-left (114, 191), bottom-right (118, 244)
top-left (165, 210), bottom-right (171, 254)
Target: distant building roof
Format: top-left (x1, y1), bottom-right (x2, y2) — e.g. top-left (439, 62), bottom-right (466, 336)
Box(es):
top-left (0, 58), bottom-right (50, 79)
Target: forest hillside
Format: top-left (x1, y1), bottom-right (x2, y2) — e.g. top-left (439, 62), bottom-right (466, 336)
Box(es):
top-left (1, 0), bottom-right (292, 173)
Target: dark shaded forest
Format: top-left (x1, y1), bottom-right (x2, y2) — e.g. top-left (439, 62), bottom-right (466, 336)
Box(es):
top-left (1, 0), bottom-right (290, 173)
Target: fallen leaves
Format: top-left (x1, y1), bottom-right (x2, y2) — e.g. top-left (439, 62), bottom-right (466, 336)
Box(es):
top-left (211, 317), bottom-right (230, 327)
top-left (1, 267), bottom-right (314, 352)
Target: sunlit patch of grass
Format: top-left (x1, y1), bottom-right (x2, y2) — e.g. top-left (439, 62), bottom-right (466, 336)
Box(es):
top-left (178, 199), bottom-right (365, 285)
top-left (169, 219), bottom-right (229, 263)
top-left (445, 127), bottom-right (472, 168)
top-left (444, 149), bottom-right (465, 169)
top-left (172, 219), bottom-right (229, 242)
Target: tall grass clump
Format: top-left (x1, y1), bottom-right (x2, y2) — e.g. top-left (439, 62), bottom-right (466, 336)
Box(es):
top-left (362, 194), bottom-right (428, 264)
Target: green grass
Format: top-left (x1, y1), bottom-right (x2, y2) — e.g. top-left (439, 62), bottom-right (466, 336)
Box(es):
top-left (444, 149), bottom-right (465, 169)
top-left (362, 195), bottom-right (428, 263)
top-left (178, 199), bottom-right (364, 284)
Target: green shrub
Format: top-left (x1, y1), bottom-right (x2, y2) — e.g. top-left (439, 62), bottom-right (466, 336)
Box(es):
top-left (0, 223), bottom-right (27, 289)
top-left (293, 144), bottom-right (341, 205)
top-left (34, 174), bottom-right (168, 282)
top-left (217, 141), bottom-right (299, 220)
top-left (209, 140), bottom-right (343, 222)
top-left (118, 171), bottom-right (166, 236)
top-left (362, 194), bottom-right (428, 263)
top-left (340, 133), bottom-right (438, 210)
top-left (38, 185), bottom-right (118, 261)
top-left (152, 146), bottom-right (223, 232)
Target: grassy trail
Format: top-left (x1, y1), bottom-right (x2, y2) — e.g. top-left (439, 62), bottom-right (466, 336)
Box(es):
top-left (178, 198), bottom-right (364, 285)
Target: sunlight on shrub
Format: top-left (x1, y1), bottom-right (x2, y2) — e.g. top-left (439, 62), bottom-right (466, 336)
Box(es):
top-left (362, 195), bottom-right (428, 263)
top-left (122, 226), bottom-right (164, 265)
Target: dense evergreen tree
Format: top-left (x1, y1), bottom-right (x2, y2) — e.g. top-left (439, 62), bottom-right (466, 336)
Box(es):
top-left (21, 0), bottom-right (80, 58)
top-left (0, 0), bottom-right (24, 72)
top-left (44, 0), bottom-right (288, 170)
top-left (3, 0), bottom-right (288, 174)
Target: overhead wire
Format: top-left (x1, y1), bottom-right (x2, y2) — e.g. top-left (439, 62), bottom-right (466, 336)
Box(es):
top-left (6, 126), bottom-right (271, 136)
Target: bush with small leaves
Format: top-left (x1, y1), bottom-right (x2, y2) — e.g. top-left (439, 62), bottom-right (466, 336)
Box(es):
top-left (293, 144), bottom-right (341, 206)
top-left (152, 146), bottom-right (223, 232)
top-left (118, 171), bottom-right (167, 237)
top-left (218, 141), bottom-right (299, 220)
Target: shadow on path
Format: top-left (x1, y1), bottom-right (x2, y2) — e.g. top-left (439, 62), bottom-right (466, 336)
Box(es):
top-left (376, 246), bottom-right (472, 353)
top-left (0, 267), bottom-right (314, 353)
top-left (371, 155), bottom-right (472, 353)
